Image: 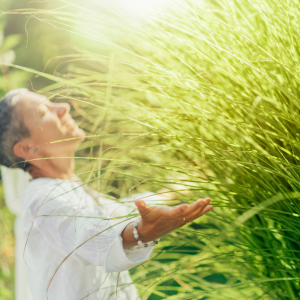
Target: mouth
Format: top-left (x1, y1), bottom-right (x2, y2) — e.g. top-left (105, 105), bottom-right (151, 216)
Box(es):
top-left (63, 118), bottom-right (76, 129)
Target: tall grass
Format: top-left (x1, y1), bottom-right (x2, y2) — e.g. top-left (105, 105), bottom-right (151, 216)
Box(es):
top-left (0, 182), bottom-right (15, 300)
top-left (6, 0), bottom-right (300, 298)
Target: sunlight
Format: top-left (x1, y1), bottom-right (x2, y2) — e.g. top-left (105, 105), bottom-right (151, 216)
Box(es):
top-left (117, 0), bottom-right (170, 18)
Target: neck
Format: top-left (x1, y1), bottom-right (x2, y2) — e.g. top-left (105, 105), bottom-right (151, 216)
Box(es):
top-left (28, 154), bottom-right (75, 180)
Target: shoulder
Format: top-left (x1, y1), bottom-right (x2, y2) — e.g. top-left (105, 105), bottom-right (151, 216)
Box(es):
top-left (20, 178), bottom-right (82, 220)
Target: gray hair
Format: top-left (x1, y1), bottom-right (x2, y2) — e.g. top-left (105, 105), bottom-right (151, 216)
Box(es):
top-left (0, 88), bottom-right (31, 170)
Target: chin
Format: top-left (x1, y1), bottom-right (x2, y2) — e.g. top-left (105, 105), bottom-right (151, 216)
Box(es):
top-left (66, 124), bottom-right (86, 144)
top-left (74, 127), bottom-right (86, 143)
top-left (77, 127), bottom-right (86, 137)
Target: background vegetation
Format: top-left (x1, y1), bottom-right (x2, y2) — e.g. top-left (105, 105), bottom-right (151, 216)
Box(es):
top-left (2, 0), bottom-right (300, 299)
top-left (0, 182), bottom-right (14, 300)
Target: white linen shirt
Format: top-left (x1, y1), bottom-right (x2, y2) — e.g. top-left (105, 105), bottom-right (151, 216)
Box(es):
top-left (20, 177), bottom-right (157, 300)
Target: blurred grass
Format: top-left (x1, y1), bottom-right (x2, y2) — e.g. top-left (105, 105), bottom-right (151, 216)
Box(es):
top-left (0, 181), bottom-right (15, 300)
top-left (0, 0), bottom-right (33, 298)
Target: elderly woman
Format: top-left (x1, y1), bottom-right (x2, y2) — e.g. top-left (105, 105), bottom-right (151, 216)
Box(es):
top-left (0, 89), bottom-right (213, 300)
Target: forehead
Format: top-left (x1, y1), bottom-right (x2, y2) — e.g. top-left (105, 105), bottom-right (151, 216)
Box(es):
top-left (16, 91), bottom-right (47, 113)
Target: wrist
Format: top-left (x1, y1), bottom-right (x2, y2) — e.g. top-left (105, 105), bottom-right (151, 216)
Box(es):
top-left (137, 221), bottom-right (152, 243)
top-left (134, 219), bottom-right (160, 247)
top-left (121, 222), bottom-right (138, 249)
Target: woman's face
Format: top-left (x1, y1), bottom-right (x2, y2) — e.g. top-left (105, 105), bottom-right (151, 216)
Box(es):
top-left (15, 91), bottom-right (85, 158)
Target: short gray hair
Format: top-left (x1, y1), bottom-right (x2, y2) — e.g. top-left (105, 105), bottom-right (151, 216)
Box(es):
top-left (0, 88), bottom-right (31, 170)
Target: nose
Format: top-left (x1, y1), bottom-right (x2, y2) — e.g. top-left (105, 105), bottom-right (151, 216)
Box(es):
top-left (55, 103), bottom-right (70, 118)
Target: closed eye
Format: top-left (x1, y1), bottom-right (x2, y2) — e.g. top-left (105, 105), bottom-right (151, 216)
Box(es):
top-left (33, 101), bottom-right (49, 129)
top-left (39, 106), bottom-right (49, 117)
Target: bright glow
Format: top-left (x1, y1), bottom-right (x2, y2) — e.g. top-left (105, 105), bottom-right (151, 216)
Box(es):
top-left (117, 0), bottom-right (170, 19)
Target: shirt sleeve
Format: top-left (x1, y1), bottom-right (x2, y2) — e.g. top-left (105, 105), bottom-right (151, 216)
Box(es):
top-left (99, 192), bottom-right (165, 272)
top-left (25, 188), bottom-right (154, 273)
top-left (102, 192), bottom-right (166, 272)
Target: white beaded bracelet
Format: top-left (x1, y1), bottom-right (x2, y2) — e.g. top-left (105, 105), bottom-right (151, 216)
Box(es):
top-left (133, 220), bottom-right (160, 247)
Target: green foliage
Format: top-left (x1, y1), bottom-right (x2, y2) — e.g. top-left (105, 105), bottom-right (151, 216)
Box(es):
top-left (0, 183), bottom-right (15, 300)
top-left (0, 1), bottom-right (32, 96)
top-left (4, 0), bottom-right (300, 299)
top-left (0, 0), bottom-right (33, 297)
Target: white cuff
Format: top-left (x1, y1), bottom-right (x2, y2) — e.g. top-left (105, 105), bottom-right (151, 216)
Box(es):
top-left (104, 218), bottom-right (154, 273)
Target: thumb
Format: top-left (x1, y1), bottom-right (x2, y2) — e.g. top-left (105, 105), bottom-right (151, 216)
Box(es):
top-left (135, 199), bottom-right (149, 215)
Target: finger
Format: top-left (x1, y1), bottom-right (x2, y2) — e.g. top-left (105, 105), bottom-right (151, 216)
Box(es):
top-left (135, 199), bottom-right (150, 215)
top-left (168, 203), bottom-right (189, 218)
top-left (184, 199), bottom-right (211, 220)
top-left (198, 205), bottom-right (213, 217)
top-left (187, 205), bottom-right (213, 222)
top-left (190, 198), bottom-right (211, 210)
top-left (183, 198), bottom-right (210, 218)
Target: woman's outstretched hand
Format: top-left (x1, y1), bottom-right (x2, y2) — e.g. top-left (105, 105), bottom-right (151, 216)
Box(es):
top-left (122, 198), bottom-right (213, 249)
top-left (136, 198), bottom-right (213, 242)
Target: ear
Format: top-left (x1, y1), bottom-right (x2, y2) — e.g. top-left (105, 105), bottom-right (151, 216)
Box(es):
top-left (13, 140), bottom-right (34, 160)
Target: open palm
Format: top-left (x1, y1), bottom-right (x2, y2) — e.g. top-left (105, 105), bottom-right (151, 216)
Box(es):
top-left (135, 198), bottom-right (213, 242)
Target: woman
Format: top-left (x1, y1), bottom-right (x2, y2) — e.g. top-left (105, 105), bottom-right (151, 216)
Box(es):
top-left (0, 89), bottom-right (213, 299)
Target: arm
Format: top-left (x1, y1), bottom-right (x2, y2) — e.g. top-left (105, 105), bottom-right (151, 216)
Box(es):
top-left (122, 198), bottom-right (213, 249)
top-left (25, 184), bottom-right (212, 273)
